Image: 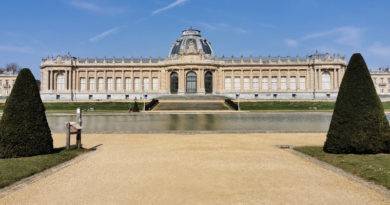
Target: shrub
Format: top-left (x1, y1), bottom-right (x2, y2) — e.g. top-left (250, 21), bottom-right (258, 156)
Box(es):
top-left (0, 68), bottom-right (53, 158)
top-left (323, 53), bottom-right (390, 154)
top-left (131, 100), bottom-right (140, 112)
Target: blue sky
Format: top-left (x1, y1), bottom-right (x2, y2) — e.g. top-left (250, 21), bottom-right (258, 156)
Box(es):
top-left (1, 0), bottom-right (390, 77)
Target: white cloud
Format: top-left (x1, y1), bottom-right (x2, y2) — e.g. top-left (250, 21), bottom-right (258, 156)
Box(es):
top-left (152, 0), bottom-right (189, 15)
top-left (285, 26), bottom-right (363, 48)
top-left (285, 39), bottom-right (298, 47)
top-left (198, 22), bottom-right (248, 34)
top-left (368, 42), bottom-right (390, 58)
top-left (0, 45), bottom-right (33, 53)
top-left (89, 27), bottom-right (122, 42)
top-left (69, 0), bottom-right (125, 15)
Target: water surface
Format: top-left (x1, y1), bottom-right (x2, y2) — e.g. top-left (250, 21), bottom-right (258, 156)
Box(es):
top-left (47, 112), bottom-right (340, 133)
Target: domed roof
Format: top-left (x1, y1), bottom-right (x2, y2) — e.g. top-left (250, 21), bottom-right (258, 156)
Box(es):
top-left (169, 28), bottom-right (213, 57)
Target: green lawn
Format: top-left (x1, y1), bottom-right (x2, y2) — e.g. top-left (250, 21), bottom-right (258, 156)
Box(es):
top-left (239, 101), bottom-right (390, 111)
top-left (0, 101), bottom-right (390, 111)
top-left (0, 148), bottom-right (88, 188)
top-left (294, 146), bottom-right (390, 189)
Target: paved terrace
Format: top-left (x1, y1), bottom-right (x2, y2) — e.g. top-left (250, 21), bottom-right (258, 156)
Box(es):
top-left (0, 133), bottom-right (389, 205)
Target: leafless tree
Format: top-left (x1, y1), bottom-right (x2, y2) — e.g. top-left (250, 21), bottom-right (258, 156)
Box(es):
top-left (5, 63), bottom-right (20, 74)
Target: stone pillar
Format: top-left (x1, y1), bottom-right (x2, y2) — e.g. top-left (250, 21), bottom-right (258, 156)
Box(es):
top-left (48, 70), bottom-right (51, 91)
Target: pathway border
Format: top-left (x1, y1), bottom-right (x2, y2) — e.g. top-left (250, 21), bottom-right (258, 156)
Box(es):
top-left (288, 147), bottom-right (390, 200)
top-left (0, 148), bottom-right (97, 199)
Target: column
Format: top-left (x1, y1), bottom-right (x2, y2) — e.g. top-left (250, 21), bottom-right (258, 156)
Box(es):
top-left (48, 70), bottom-right (51, 91)
top-left (122, 70), bottom-right (125, 92)
top-left (149, 70), bottom-right (152, 92)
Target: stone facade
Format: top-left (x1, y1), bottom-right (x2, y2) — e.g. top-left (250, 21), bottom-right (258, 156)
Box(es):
top-left (0, 72), bottom-right (17, 98)
top-left (371, 68), bottom-right (390, 95)
top-left (40, 29), bottom-right (347, 101)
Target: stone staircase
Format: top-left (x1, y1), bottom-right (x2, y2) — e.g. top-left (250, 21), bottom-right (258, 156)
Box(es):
top-left (153, 95), bottom-right (231, 111)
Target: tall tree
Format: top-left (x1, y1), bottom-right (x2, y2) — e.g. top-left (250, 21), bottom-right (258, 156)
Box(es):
top-left (324, 53), bottom-right (390, 154)
top-left (0, 68), bottom-right (53, 158)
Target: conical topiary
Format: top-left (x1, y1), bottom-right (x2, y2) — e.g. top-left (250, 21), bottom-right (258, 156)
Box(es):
top-left (324, 53), bottom-right (390, 154)
top-left (132, 100), bottom-right (140, 112)
top-left (0, 68), bottom-right (53, 158)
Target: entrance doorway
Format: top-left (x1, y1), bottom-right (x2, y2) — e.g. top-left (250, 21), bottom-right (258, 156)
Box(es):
top-left (170, 72), bottom-right (178, 94)
top-left (186, 71), bottom-right (197, 93)
top-left (204, 71), bottom-right (213, 94)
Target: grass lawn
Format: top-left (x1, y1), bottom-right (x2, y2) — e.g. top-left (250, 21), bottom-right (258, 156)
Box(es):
top-left (0, 148), bottom-right (88, 189)
top-left (294, 146), bottom-right (390, 189)
top-left (239, 101), bottom-right (390, 111)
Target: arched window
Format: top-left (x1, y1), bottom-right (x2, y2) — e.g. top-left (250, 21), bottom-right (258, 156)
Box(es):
top-left (56, 73), bottom-right (65, 91)
top-left (170, 72), bottom-right (178, 94)
top-left (204, 71), bottom-right (213, 94)
top-left (186, 71), bottom-right (197, 93)
top-left (322, 72), bottom-right (331, 90)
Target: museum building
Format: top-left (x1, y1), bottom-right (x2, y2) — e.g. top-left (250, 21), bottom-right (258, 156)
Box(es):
top-left (40, 28), bottom-right (347, 101)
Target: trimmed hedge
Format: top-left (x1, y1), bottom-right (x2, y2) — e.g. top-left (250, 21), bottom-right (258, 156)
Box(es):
top-left (145, 99), bottom-right (159, 111)
top-left (324, 53), bottom-right (390, 154)
top-left (225, 98), bottom-right (238, 110)
top-left (0, 69), bottom-right (53, 158)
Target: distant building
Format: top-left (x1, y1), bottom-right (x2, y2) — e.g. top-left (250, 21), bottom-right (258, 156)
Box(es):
top-left (40, 28), bottom-right (348, 101)
top-left (0, 71), bottom-right (17, 98)
top-left (371, 68), bottom-right (390, 95)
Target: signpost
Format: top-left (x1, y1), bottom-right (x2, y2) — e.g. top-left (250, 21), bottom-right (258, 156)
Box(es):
top-left (65, 108), bottom-right (83, 149)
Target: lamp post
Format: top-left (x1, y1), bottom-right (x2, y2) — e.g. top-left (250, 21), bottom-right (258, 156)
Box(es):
top-left (236, 93), bottom-right (240, 111)
top-left (144, 94), bottom-right (147, 111)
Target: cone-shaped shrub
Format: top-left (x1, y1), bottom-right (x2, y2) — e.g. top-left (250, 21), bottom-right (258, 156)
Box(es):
top-left (324, 53), bottom-right (390, 154)
top-left (132, 100), bottom-right (140, 112)
top-left (0, 68), bottom-right (53, 158)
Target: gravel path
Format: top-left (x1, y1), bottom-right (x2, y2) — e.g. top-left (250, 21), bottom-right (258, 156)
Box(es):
top-left (0, 133), bottom-right (388, 205)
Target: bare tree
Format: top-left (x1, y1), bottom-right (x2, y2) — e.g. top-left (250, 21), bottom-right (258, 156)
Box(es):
top-left (5, 63), bottom-right (20, 74)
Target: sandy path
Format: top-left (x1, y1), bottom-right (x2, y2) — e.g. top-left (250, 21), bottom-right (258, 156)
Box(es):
top-left (0, 133), bottom-right (388, 205)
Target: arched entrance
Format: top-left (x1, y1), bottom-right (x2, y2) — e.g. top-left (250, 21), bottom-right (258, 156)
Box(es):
top-left (204, 71), bottom-right (213, 94)
top-left (186, 71), bottom-right (197, 93)
top-left (170, 72), bottom-right (178, 94)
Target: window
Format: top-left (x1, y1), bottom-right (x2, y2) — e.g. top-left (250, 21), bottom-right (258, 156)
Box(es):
top-left (388, 78), bottom-right (390, 84)
top-left (107, 94), bottom-right (111, 99)
top-left (125, 78), bottom-right (132, 91)
top-left (56, 95), bottom-right (60, 100)
top-left (299, 76), bottom-right (306, 90)
top-left (116, 77), bottom-right (122, 91)
top-left (381, 78), bottom-right (384, 84)
top-left (134, 78), bottom-right (141, 91)
top-left (107, 77), bottom-right (113, 91)
top-left (271, 76), bottom-right (277, 91)
top-left (252, 77), bottom-right (259, 91)
top-left (80, 77), bottom-right (86, 91)
top-left (280, 76), bottom-right (287, 90)
top-left (224, 77), bottom-right (232, 91)
top-left (243, 77), bottom-right (250, 91)
top-left (289, 76), bottom-right (297, 90)
top-left (56, 74), bottom-right (65, 91)
top-left (98, 77), bottom-right (104, 91)
top-left (89, 95), bottom-right (93, 100)
top-left (373, 77), bottom-right (377, 84)
top-left (89, 77), bottom-right (95, 91)
top-left (262, 77), bottom-right (269, 90)
top-left (125, 94), bottom-right (129, 100)
top-left (143, 77), bottom-right (149, 92)
top-left (321, 72), bottom-right (331, 90)
top-left (234, 77), bottom-right (241, 91)
top-left (152, 77), bottom-right (159, 91)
